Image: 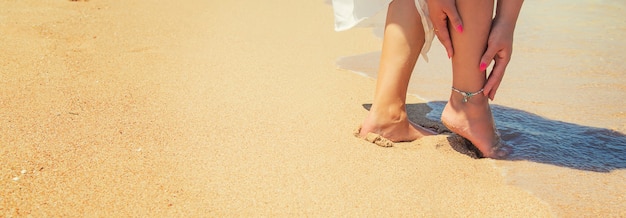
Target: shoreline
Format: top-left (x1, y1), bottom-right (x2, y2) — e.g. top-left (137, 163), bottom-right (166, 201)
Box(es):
top-left (5, 0), bottom-right (621, 216)
top-left (339, 60), bottom-right (626, 217)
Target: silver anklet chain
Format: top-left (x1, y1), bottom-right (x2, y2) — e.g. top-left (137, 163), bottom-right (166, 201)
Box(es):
top-left (451, 87), bottom-right (484, 103)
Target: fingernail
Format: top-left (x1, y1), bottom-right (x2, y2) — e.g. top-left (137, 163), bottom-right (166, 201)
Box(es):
top-left (480, 62), bottom-right (487, 71)
top-left (447, 53), bottom-right (451, 59)
top-left (456, 25), bottom-right (463, 33)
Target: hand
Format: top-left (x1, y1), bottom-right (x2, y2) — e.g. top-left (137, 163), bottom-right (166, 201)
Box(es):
top-left (427, 0), bottom-right (463, 58)
top-left (479, 21), bottom-right (515, 101)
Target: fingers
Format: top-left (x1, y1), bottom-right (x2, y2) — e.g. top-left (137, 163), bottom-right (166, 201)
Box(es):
top-left (443, 5), bottom-right (464, 35)
top-left (483, 70), bottom-right (501, 100)
top-left (430, 0), bottom-right (464, 58)
top-left (479, 43), bottom-right (498, 72)
top-left (479, 45), bottom-right (497, 99)
top-left (483, 57), bottom-right (509, 100)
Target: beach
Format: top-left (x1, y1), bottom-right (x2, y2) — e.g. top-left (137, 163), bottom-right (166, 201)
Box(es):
top-left (337, 0), bottom-right (626, 216)
top-left (0, 0), bottom-right (623, 216)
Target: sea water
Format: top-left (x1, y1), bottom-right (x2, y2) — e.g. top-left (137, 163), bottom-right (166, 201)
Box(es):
top-left (335, 0), bottom-right (626, 216)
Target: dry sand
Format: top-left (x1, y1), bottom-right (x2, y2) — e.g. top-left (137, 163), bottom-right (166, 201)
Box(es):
top-left (1, 0), bottom-right (554, 216)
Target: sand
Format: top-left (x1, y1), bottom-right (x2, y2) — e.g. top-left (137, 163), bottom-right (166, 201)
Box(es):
top-left (0, 0), bottom-right (557, 216)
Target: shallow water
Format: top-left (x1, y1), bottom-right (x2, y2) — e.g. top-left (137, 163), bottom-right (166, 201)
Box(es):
top-left (335, 0), bottom-right (626, 216)
top-left (424, 102), bottom-right (626, 172)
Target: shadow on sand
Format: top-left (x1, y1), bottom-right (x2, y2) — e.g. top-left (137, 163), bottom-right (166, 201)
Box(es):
top-left (363, 102), bottom-right (626, 172)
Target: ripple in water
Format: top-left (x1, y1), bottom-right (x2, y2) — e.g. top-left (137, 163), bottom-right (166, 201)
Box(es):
top-left (426, 101), bottom-right (626, 172)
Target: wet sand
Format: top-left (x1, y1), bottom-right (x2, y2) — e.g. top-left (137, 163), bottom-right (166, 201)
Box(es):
top-left (0, 0), bottom-right (568, 216)
top-left (335, 0), bottom-right (626, 217)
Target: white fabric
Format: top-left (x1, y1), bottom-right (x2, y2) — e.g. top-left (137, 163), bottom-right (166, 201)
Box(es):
top-left (331, 0), bottom-right (435, 61)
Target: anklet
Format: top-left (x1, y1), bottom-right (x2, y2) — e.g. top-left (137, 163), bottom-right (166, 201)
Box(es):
top-left (451, 87), bottom-right (484, 103)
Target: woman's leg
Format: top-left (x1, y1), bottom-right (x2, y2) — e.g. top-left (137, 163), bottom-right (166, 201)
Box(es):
top-left (441, 0), bottom-right (508, 158)
top-left (358, 0), bottom-right (435, 142)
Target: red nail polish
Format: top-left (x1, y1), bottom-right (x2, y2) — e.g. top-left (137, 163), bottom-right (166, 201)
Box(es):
top-left (456, 25), bottom-right (463, 33)
top-left (480, 62), bottom-right (487, 71)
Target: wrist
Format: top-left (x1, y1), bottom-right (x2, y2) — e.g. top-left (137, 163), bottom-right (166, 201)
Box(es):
top-left (492, 16), bottom-right (517, 32)
top-left (494, 0), bottom-right (523, 29)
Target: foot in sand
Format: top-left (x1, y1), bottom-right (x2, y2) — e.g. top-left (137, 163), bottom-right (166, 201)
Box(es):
top-left (357, 106), bottom-right (435, 145)
top-left (441, 95), bottom-right (511, 159)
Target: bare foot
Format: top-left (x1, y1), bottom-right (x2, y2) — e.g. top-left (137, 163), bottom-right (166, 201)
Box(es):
top-left (441, 96), bottom-right (511, 159)
top-left (358, 106), bottom-right (436, 143)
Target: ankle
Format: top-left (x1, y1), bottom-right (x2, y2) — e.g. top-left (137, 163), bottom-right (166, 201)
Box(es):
top-left (445, 96), bottom-right (492, 123)
top-left (369, 104), bottom-right (408, 124)
top-left (449, 92), bottom-right (488, 107)
top-left (449, 86), bottom-right (488, 106)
